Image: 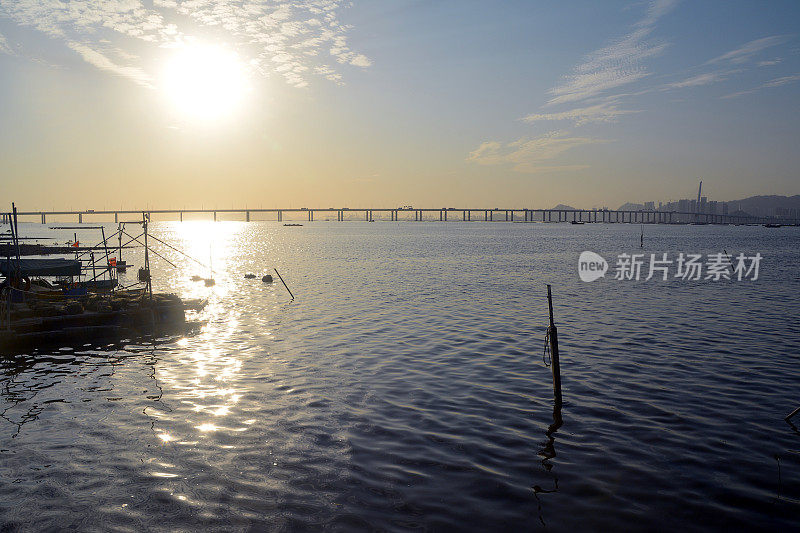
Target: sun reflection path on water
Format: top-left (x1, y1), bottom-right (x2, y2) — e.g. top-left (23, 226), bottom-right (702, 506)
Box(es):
top-left (142, 221), bottom-right (276, 465)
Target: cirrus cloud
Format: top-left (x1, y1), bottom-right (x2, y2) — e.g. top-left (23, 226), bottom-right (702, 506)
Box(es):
top-left (0, 0), bottom-right (372, 88)
top-left (467, 131), bottom-right (608, 174)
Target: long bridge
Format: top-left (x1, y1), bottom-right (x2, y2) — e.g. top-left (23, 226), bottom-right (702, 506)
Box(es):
top-left (2, 207), bottom-right (796, 225)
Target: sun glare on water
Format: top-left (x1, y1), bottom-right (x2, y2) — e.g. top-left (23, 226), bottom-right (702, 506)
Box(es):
top-left (162, 44), bottom-right (249, 122)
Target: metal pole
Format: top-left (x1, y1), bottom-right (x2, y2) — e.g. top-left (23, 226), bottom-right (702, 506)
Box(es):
top-left (143, 213), bottom-right (153, 302)
top-left (100, 226), bottom-right (111, 281)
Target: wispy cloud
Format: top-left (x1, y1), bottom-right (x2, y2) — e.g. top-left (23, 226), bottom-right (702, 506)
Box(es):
top-left (467, 131), bottom-right (608, 174)
top-left (547, 0), bottom-right (677, 106)
top-left (668, 70), bottom-right (738, 88)
top-left (66, 41), bottom-right (152, 87)
top-left (0, 30), bottom-right (12, 55)
top-left (664, 35), bottom-right (793, 93)
top-left (722, 73), bottom-right (800, 99)
top-left (706, 35), bottom-right (790, 65)
top-left (762, 74), bottom-right (800, 87)
top-left (469, 2), bottom-right (670, 173)
top-left (522, 101), bottom-right (638, 126)
top-left (0, 0), bottom-right (371, 88)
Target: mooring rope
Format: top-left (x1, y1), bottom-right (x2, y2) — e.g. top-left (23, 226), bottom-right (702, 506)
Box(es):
top-left (543, 328), bottom-right (552, 367)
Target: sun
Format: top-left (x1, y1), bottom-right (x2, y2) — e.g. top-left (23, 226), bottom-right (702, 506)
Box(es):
top-left (161, 43), bottom-right (249, 121)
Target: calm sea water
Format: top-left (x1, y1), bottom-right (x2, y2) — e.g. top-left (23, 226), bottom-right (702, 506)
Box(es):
top-left (1, 221), bottom-right (798, 531)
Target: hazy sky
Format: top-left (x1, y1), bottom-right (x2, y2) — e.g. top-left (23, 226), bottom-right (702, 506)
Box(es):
top-left (1, 0), bottom-right (798, 210)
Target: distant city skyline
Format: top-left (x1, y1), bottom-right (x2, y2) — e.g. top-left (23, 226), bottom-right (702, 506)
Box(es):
top-left (1, 1), bottom-right (799, 209)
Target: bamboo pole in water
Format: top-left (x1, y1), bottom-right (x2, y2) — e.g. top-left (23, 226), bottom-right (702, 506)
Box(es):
top-left (274, 268), bottom-right (295, 301)
top-left (547, 285), bottom-right (562, 406)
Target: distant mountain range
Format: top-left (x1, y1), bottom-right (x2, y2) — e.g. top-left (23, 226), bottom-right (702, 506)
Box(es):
top-left (724, 195), bottom-right (800, 212)
top-left (618, 202), bottom-right (646, 211)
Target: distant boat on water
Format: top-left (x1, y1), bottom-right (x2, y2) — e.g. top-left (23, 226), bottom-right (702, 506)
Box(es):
top-left (570, 221), bottom-right (585, 225)
top-left (283, 223), bottom-right (303, 227)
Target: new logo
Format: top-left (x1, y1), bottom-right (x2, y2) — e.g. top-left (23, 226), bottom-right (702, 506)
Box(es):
top-left (578, 251), bottom-right (608, 282)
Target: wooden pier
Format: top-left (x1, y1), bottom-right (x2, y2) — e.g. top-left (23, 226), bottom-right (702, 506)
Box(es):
top-left (6, 208), bottom-right (797, 225)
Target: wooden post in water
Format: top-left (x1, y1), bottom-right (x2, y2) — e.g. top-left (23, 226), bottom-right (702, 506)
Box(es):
top-left (547, 284), bottom-right (562, 406)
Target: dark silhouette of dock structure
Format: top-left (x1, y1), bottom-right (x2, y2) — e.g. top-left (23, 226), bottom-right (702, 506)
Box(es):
top-left (4, 208), bottom-right (796, 225)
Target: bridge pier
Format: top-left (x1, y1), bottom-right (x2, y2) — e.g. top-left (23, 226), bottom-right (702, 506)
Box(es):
top-left (78, 213), bottom-right (83, 223)
top-left (180, 211), bottom-right (183, 222)
top-left (213, 211), bottom-right (217, 221)
top-left (278, 210), bottom-right (282, 222)
top-left (246, 210), bottom-right (250, 222)
top-left (41, 213), bottom-right (46, 224)
top-left (114, 212), bottom-right (118, 223)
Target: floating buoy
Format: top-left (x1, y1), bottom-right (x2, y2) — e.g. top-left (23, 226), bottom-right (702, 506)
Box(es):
top-left (204, 278), bottom-right (215, 286)
top-left (244, 273), bottom-right (257, 279)
top-left (262, 274), bottom-right (273, 283)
